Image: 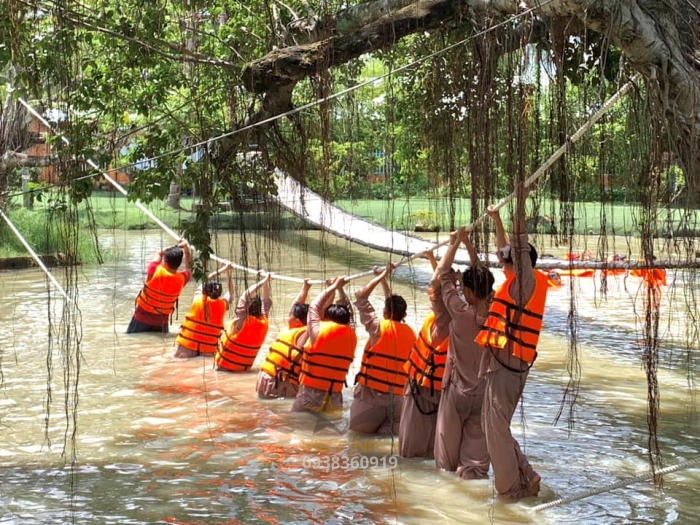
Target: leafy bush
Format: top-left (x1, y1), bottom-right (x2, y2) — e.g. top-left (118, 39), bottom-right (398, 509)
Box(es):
top-left (401, 209), bottom-right (441, 232)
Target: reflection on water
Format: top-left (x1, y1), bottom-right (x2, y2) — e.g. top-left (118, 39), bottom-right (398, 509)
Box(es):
top-left (0, 230), bottom-right (698, 524)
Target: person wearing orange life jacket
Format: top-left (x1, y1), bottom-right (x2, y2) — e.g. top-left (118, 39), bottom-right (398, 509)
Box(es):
top-left (433, 228), bottom-right (495, 479)
top-left (399, 250), bottom-right (450, 458)
top-left (173, 263), bottom-right (234, 358)
top-left (349, 263), bottom-right (416, 435)
top-left (631, 256), bottom-right (666, 309)
top-left (257, 279), bottom-right (313, 399)
top-left (630, 256), bottom-right (667, 286)
top-left (127, 241), bottom-right (192, 334)
top-left (476, 199), bottom-right (547, 499)
top-left (215, 273), bottom-right (272, 372)
top-left (292, 277), bottom-right (357, 413)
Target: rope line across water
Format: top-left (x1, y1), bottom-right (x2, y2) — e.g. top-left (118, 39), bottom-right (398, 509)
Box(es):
top-left (531, 456), bottom-right (700, 512)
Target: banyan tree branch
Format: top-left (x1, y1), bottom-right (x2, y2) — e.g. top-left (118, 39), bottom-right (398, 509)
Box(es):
top-left (242, 0), bottom-right (699, 193)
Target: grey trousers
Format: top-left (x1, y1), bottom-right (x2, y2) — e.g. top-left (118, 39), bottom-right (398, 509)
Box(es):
top-left (256, 371), bottom-right (299, 399)
top-left (349, 384), bottom-right (403, 435)
top-left (482, 367), bottom-right (539, 497)
top-left (434, 385), bottom-right (489, 479)
top-left (399, 382), bottom-right (441, 458)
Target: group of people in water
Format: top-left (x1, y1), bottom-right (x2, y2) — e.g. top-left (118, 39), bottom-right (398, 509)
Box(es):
top-left (126, 197), bottom-right (666, 500)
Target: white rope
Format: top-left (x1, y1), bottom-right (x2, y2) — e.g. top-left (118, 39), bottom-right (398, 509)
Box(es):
top-left (15, 76), bottom-right (638, 285)
top-left (0, 209), bottom-right (70, 300)
top-left (532, 456), bottom-right (700, 512)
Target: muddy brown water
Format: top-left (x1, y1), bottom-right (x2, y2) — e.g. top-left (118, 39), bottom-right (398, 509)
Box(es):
top-left (0, 229), bottom-right (698, 524)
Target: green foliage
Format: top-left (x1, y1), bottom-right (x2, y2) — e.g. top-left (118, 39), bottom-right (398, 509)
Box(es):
top-left (0, 205), bottom-right (102, 262)
top-left (401, 209), bottom-right (440, 232)
top-left (2, 0), bottom-right (689, 234)
top-left (181, 209), bottom-right (211, 282)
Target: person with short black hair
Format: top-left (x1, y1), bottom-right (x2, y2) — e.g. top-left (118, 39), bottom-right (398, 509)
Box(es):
top-left (174, 263), bottom-right (234, 358)
top-left (292, 277), bottom-right (357, 413)
top-left (257, 280), bottom-right (312, 399)
top-left (349, 264), bottom-right (416, 435)
top-left (127, 241), bottom-right (192, 333)
top-left (475, 198), bottom-right (548, 498)
top-left (215, 273), bottom-right (272, 372)
top-left (434, 227), bottom-right (494, 479)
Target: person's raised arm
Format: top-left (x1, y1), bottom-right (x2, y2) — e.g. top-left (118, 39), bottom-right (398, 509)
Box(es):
top-left (421, 250), bottom-right (438, 271)
top-left (355, 264), bottom-right (391, 302)
top-left (438, 227), bottom-right (474, 319)
top-left (288, 279), bottom-right (312, 324)
top-left (232, 273), bottom-right (270, 331)
top-left (225, 267), bottom-right (234, 307)
top-left (179, 240), bottom-right (192, 271)
top-left (460, 230), bottom-right (481, 268)
top-left (379, 265), bottom-right (393, 298)
top-left (207, 262), bottom-right (232, 281)
top-left (150, 248), bottom-right (164, 265)
top-left (437, 228), bottom-right (465, 276)
top-left (336, 277), bottom-right (355, 329)
top-left (355, 266), bottom-right (391, 341)
top-left (486, 205), bottom-right (508, 251)
top-left (510, 189), bottom-right (535, 303)
top-left (261, 273), bottom-right (272, 317)
top-left (208, 263), bottom-right (234, 306)
top-left (308, 278), bottom-right (340, 344)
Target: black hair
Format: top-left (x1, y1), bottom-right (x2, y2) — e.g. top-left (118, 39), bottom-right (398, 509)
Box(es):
top-left (324, 304), bottom-right (351, 325)
top-left (462, 266), bottom-right (495, 299)
top-left (501, 242), bottom-right (538, 267)
top-left (293, 303), bottom-right (309, 325)
top-left (202, 280), bottom-right (223, 300)
top-left (248, 296), bottom-right (263, 318)
top-left (164, 246), bottom-right (184, 269)
top-left (384, 294), bottom-right (407, 322)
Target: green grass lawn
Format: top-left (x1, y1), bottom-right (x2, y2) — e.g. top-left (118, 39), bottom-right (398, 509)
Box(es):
top-left (2, 191), bottom-right (696, 259)
top-left (333, 197), bottom-right (698, 236)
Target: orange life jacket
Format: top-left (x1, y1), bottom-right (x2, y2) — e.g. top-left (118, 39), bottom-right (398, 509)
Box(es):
top-left (355, 319), bottom-right (415, 395)
top-left (135, 264), bottom-right (186, 316)
top-left (175, 294), bottom-right (227, 354)
top-left (215, 316), bottom-right (269, 371)
top-left (475, 270), bottom-right (548, 366)
top-left (631, 268), bottom-right (667, 287)
top-left (260, 326), bottom-right (307, 385)
top-left (404, 313), bottom-right (449, 394)
top-left (558, 268), bottom-right (595, 278)
top-left (299, 321), bottom-right (357, 393)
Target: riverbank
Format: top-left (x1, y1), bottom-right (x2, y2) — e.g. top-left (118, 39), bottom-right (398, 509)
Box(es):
top-left (2, 191), bottom-right (697, 259)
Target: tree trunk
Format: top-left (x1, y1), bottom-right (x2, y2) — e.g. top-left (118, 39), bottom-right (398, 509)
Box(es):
top-left (167, 182), bottom-right (181, 209)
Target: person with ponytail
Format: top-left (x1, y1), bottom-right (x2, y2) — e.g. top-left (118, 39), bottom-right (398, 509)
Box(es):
top-left (174, 263), bottom-right (234, 358)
